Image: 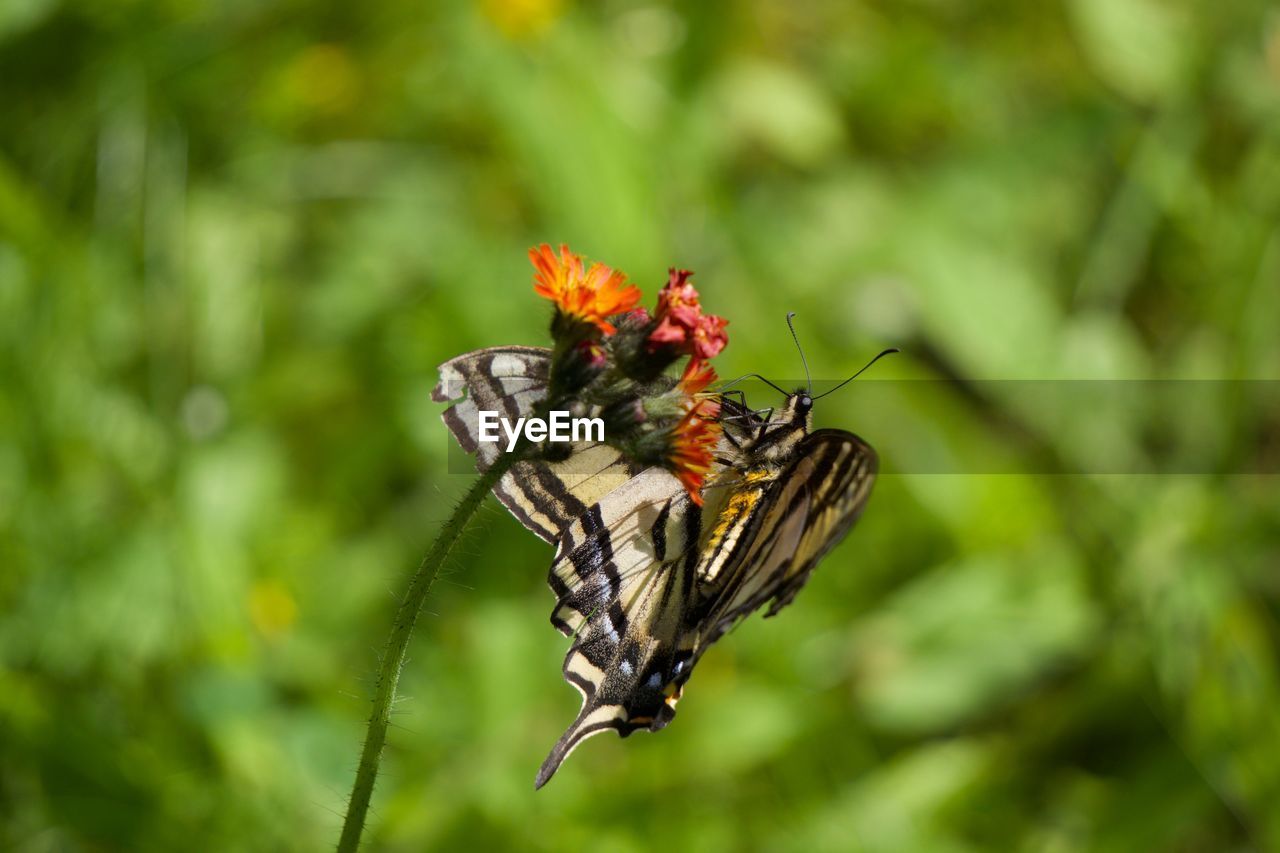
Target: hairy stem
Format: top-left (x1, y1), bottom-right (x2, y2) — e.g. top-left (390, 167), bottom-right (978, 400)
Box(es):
top-left (338, 452), bottom-right (519, 852)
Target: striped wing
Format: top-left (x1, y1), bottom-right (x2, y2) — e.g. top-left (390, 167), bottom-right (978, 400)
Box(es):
top-left (432, 346), bottom-right (642, 542)
top-left (535, 471), bottom-right (705, 788)
top-left (697, 430), bottom-right (878, 647)
top-left (433, 346), bottom-right (708, 787)
top-left (535, 430), bottom-right (875, 785)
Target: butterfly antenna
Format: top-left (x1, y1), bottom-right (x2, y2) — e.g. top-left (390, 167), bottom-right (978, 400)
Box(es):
top-left (813, 348), bottom-right (900, 400)
top-left (717, 373), bottom-right (790, 398)
top-left (786, 312), bottom-right (813, 395)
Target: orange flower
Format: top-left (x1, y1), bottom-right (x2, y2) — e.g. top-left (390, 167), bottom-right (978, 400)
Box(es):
top-left (678, 358), bottom-right (717, 397)
top-left (668, 407), bottom-right (721, 504)
top-left (678, 358), bottom-right (722, 420)
top-left (667, 360), bottom-right (723, 504)
top-left (530, 243), bottom-right (641, 335)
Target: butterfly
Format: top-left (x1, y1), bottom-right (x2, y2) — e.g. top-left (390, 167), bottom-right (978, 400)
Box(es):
top-left (432, 327), bottom-right (891, 788)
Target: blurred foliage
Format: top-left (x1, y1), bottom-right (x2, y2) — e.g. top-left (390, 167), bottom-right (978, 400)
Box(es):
top-left (2, 0), bottom-right (1280, 850)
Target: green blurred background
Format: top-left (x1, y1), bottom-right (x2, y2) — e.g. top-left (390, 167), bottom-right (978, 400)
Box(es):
top-left (3, 0), bottom-right (1279, 850)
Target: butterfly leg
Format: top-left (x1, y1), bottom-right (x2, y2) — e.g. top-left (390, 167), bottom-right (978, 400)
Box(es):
top-left (755, 408), bottom-right (775, 442)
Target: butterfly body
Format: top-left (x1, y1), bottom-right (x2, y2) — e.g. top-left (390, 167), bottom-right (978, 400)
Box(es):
top-left (434, 348), bottom-right (877, 787)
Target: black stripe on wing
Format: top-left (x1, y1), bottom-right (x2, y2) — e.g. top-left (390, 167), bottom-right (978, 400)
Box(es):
top-left (698, 429), bottom-right (878, 645)
top-left (762, 429), bottom-right (876, 616)
top-left (536, 476), bottom-right (708, 788)
top-left (434, 346), bottom-right (640, 543)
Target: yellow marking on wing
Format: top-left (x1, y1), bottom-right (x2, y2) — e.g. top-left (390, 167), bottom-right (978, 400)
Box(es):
top-left (706, 488), bottom-right (762, 552)
top-left (704, 469), bottom-right (775, 546)
top-left (698, 484), bottom-right (769, 585)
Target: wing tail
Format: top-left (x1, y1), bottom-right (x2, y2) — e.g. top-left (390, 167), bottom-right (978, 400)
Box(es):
top-left (534, 486), bottom-right (700, 786)
top-left (535, 637), bottom-right (685, 788)
top-left (535, 699), bottom-right (636, 789)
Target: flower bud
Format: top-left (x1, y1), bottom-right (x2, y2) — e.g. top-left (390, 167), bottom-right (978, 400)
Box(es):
top-left (599, 396), bottom-right (647, 439)
top-left (548, 339), bottom-right (607, 401)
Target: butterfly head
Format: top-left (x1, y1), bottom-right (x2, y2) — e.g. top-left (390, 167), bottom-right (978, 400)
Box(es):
top-left (793, 390), bottom-right (814, 417)
top-left (741, 388), bottom-right (814, 463)
top-left (775, 387), bottom-right (814, 430)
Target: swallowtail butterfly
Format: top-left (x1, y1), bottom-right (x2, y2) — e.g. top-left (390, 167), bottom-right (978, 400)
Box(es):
top-left (433, 327), bottom-right (889, 787)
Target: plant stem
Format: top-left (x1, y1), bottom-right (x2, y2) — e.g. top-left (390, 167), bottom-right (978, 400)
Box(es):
top-left (338, 452), bottom-right (519, 852)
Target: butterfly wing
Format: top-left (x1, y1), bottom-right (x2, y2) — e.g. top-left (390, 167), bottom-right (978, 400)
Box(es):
top-left (537, 429), bottom-right (876, 785)
top-left (434, 346), bottom-right (708, 786)
top-left (698, 429), bottom-right (879, 646)
top-left (432, 346), bottom-right (642, 543)
top-left (535, 470), bottom-right (706, 786)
